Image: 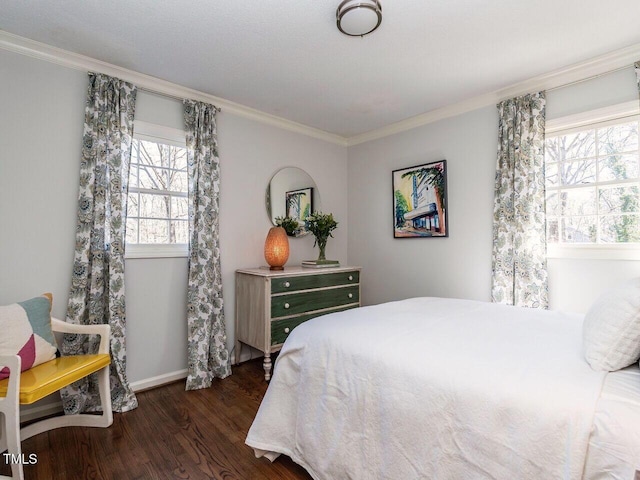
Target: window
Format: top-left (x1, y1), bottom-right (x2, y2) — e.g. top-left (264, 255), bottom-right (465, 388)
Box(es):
top-left (545, 102), bottom-right (640, 258)
top-left (125, 121), bottom-right (189, 258)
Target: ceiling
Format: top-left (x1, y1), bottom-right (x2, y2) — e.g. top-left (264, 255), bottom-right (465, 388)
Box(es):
top-left (2, 1), bottom-right (640, 138)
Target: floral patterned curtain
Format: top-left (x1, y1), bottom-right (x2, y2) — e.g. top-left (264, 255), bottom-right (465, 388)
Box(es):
top-left (184, 99), bottom-right (231, 390)
top-left (62, 73), bottom-right (138, 413)
top-left (491, 92), bottom-right (548, 309)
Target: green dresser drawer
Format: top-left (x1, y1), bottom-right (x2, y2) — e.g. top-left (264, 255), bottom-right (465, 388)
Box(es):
top-left (270, 305), bottom-right (357, 345)
top-left (271, 270), bottom-right (360, 294)
top-left (271, 285), bottom-right (359, 318)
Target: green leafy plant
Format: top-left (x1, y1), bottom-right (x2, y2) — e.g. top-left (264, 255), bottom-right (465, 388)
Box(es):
top-left (275, 216), bottom-right (300, 236)
top-left (306, 212), bottom-right (338, 260)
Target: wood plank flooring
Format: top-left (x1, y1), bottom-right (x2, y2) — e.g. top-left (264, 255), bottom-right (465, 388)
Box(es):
top-left (1, 359), bottom-right (312, 480)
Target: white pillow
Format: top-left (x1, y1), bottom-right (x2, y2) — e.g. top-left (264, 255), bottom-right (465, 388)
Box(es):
top-left (583, 278), bottom-right (640, 371)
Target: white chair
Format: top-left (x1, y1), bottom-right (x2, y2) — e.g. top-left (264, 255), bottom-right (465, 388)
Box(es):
top-left (0, 319), bottom-right (112, 480)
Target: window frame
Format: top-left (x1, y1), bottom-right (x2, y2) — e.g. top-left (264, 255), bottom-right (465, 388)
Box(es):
top-left (125, 120), bottom-right (189, 259)
top-left (545, 100), bottom-right (640, 260)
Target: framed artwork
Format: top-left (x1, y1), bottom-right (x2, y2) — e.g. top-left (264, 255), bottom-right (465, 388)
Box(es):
top-left (286, 187), bottom-right (313, 229)
top-left (392, 160), bottom-right (448, 238)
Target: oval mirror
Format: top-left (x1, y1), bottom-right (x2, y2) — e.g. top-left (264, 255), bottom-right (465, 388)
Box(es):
top-left (266, 167), bottom-right (320, 237)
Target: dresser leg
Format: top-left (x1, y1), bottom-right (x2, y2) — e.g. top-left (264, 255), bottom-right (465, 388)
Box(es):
top-left (263, 353), bottom-right (272, 381)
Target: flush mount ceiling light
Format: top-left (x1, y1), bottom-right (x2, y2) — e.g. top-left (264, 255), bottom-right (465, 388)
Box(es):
top-left (336, 0), bottom-right (382, 37)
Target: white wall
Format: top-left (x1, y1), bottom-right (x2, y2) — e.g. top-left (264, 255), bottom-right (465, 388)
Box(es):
top-left (545, 67), bottom-right (638, 120)
top-left (347, 107), bottom-right (497, 306)
top-left (347, 66), bottom-right (640, 313)
top-left (0, 49), bottom-right (348, 391)
top-left (0, 50), bottom-right (83, 316)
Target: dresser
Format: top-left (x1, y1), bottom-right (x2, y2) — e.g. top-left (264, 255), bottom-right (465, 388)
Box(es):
top-left (235, 266), bottom-right (361, 380)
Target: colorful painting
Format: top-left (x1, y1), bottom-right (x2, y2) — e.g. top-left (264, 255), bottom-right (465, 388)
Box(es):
top-left (393, 160), bottom-right (448, 238)
top-left (286, 187), bottom-right (313, 232)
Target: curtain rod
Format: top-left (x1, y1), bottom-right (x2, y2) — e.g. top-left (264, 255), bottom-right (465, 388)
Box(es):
top-left (544, 65), bottom-right (633, 93)
top-left (87, 72), bottom-right (222, 112)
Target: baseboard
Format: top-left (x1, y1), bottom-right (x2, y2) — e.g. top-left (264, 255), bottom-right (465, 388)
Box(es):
top-left (130, 369), bottom-right (188, 392)
top-left (20, 369), bottom-right (189, 422)
top-left (20, 400), bottom-right (62, 423)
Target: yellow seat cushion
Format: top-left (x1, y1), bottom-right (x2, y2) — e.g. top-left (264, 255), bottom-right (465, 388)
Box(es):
top-left (0, 354), bottom-right (110, 404)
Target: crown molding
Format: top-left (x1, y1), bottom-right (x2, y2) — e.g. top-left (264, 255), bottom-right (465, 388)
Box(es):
top-left (0, 30), bottom-right (348, 147)
top-left (347, 42), bottom-right (640, 146)
top-left (2, 30), bottom-right (640, 148)
top-left (346, 92), bottom-right (498, 146)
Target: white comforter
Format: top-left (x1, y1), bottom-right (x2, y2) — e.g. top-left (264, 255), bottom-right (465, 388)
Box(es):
top-left (246, 297), bottom-right (607, 480)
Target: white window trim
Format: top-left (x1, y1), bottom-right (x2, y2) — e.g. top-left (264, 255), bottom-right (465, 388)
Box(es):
top-left (547, 243), bottom-right (640, 260)
top-left (133, 120), bottom-right (187, 147)
top-left (125, 243), bottom-right (189, 259)
top-left (546, 100), bottom-right (640, 134)
top-left (125, 121), bottom-right (189, 260)
top-left (546, 101), bottom-right (640, 261)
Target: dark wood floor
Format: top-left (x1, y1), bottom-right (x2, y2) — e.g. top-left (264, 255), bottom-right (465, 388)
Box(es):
top-left (1, 359), bottom-right (312, 480)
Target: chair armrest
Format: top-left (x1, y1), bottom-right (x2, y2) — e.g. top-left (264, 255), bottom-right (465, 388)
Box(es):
top-left (51, 318), bottom-right (111, 355)
top-left (0, 355), bottom-right (22, 404)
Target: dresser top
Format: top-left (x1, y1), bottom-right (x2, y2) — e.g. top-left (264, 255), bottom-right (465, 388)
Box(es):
top-left (236, 265), bottom-right (361, 277)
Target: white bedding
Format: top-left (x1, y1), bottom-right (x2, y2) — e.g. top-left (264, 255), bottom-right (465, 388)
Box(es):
top-left (583, 366), bottom-right (640, 479)
top-left (246, 297), bottom-right (620, 480)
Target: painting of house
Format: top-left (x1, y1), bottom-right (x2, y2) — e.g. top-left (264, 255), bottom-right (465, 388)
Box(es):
top-left (393, 160), bottom-right (447, 238)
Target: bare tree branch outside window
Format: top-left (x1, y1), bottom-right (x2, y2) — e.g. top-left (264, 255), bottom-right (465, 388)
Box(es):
top-left (545, 119), bottom-right (640, 244)
top-left (126, 138), bottom-right (188, 244)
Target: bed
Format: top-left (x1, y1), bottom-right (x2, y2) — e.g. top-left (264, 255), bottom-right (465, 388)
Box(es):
top-left (246, 297), bottom-right (640, 480)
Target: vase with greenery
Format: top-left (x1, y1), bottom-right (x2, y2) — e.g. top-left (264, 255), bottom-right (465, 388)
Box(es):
top-left (275, 216), bottom-right (300, 236)
top-left (306, 212), bottom-right (338, 262)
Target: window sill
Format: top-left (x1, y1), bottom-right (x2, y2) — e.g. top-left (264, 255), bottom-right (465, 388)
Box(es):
top-left (547, 244), bottom-right (640, 261)
top-left (125, 244), bottom-right (188, 259)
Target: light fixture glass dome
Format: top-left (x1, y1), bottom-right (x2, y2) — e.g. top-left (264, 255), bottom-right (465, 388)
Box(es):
top-left (336, 0), bottom-right (382, 37)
